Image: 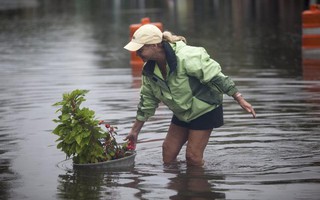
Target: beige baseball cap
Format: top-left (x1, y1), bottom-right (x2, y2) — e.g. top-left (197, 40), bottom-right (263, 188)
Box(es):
top-left (124, 24), bottom-right (163, 51)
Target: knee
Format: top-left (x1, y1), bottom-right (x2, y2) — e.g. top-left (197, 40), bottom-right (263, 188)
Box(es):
top-left (186, 150), bottom-right (204, 166)
top-left (162, 140), bottom-right (169, 152)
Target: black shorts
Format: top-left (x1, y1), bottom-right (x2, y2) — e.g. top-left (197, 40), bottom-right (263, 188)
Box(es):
top-left (171, 105), bottom-right (224, 130)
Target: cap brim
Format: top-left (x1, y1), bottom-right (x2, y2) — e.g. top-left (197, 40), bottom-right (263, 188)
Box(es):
top-left (124, 41), bottom-right (144, 51)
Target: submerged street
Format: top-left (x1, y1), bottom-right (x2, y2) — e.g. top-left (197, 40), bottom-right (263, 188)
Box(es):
top-left (0, 1), bottom-right (319, 199)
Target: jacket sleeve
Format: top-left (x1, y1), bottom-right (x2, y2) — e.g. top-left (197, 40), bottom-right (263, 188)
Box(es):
top-left (136, 75), bottom-right (160, 122)
top-left (184, 46), bottom-right (238, 96)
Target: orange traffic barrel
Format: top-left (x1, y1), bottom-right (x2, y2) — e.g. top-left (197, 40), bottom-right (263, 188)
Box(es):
top-left (303, 58), bottom-right (320, 80)
top-left (302, 4), bottom-right (320, 80)
top-left (302, 4), bottom-right (320, 48)
top-left (128, 18), bottom-right (163, 69)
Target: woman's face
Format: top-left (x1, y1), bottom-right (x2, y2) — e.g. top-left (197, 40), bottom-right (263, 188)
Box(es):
top-left (136, 44), bottom-right (156, 62)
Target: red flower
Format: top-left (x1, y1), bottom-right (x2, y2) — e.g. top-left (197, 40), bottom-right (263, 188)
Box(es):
top-left (127, 140), bottom-right (136, 150)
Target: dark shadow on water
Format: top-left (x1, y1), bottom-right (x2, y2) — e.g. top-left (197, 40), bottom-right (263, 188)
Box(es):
top-left (0, 159), bottom-right (17, 200)
top-left (57, 165), bottom-right (136, 200)
top-left (56, 161), bottom-right (226, 200)
top-left (164, 163), bottom-right (226, 200)
top-left (57, 170), bottom-right (105, 200)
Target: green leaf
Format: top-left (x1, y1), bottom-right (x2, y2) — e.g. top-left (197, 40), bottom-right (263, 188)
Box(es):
top-left (82, 130), bottom-right (90, 138)
top-left (76, 144), bottom-right (82, 154)
top-left (61, 114), bottom-right (70, 122)
top-left (75, 134), bottom-right (82, 145)
top-left (52, 119), bottom-right (61, 123)
top-left (80, 136), bottom-right (90, 147)
top-left (57, 142), bottom-right (63, 149)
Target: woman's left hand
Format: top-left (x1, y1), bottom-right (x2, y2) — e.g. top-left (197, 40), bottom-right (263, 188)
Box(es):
top-left (233, 93), bottom-right (256, 118)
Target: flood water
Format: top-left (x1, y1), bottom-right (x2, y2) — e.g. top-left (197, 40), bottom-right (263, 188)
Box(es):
top-left (1, 0), bottom-right (320, 199)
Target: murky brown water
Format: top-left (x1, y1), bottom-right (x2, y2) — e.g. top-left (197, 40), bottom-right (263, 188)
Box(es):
top-left (1, 1), bottom-right (320, 200)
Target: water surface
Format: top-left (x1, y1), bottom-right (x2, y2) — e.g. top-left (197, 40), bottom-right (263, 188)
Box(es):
top-left (1, 1), bottom-right (320, 200)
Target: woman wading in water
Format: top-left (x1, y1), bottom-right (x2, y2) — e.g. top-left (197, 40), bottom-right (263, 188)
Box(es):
top-left (124, 24), bottom-right (256, 166)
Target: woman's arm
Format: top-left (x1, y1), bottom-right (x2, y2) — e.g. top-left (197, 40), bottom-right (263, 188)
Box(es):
top-left (125, 119), bottom-right (145, 148)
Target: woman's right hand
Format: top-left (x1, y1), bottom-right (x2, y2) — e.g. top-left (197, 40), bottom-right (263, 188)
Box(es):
top-left (125, 132), bottom-right (138, 143)
top-left (125, 131), bottom-right (139, 150)
top-left (124, 120), bottom-right (145, 150)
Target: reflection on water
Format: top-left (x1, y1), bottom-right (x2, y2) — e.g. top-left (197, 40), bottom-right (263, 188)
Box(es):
top-left (57, 168), bottom-right (133, 200)
top-left (165, 164), bottom-right (226, 200)
top-left (1, 0), bottom-right (320, 200)
top-left (57, 160), bottom-right (226, 200)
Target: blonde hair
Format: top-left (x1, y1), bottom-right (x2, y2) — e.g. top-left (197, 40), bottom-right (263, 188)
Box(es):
top-left (162, 31), bottom-right (187, 44)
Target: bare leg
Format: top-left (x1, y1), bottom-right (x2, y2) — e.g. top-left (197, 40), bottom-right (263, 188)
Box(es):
top-left (162, 123), bottom-right (188, 164)
top-left (186, 129), bottom-right (212, 166)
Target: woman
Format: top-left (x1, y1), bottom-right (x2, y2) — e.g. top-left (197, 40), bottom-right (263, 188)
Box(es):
top-left (124, 24), bottom-right (256, 166)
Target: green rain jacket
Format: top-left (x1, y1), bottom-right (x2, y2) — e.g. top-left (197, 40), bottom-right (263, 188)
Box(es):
top-left (136, 41), bottom-right (238, 122)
